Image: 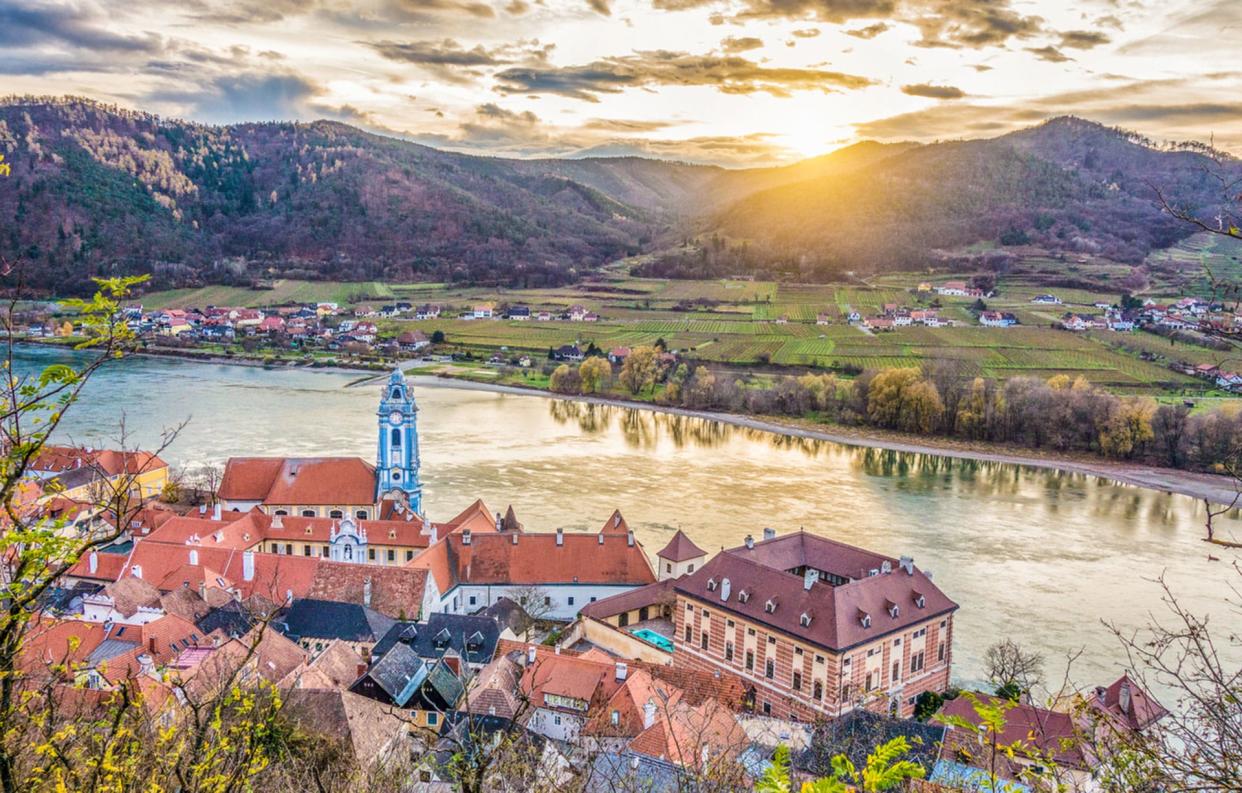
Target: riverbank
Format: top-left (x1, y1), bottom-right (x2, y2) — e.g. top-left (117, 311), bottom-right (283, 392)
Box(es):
top-left (409, 371), bottom-right (1242, 508)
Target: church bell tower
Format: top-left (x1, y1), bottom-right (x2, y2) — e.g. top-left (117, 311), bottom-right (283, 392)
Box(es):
top-left (376, 368), bottom-right (422, 513)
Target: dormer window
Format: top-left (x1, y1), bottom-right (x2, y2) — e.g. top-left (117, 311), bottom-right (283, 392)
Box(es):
top-left (888, 604), bottom-right (900, 619)
top-left (859, 611), bottom-right (871, 629)
top-left (764, 598), bottom-right (778, 614)
top-left (305, 527), bottom-right (312, 535)
top-left (913, 592), bottom-right (926, 609)
top-left (706, 578), bottom-right (717, 592)
top-left (799, 612), bottom-right (813, 627)
top-left (738, 590), bottom-right (750, 603)
top-left (467, 631), bottom-right (484, 651)
top-left (434, 628), bottom-right (451, 648)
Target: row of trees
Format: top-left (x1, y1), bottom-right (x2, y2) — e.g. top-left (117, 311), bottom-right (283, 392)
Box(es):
top-left (544, 348), bottom-right (1240, 471)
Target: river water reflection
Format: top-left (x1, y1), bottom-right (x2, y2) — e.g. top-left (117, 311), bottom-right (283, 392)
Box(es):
top-left (22, 346), bottom-right (1240, 695)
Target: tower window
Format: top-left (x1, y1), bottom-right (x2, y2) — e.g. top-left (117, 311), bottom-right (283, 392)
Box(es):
top-left (392, 472), bottom-right (401, 481)
top-left (391, 388), bottom-right (402, 400)
top-left (391, 428), bottom-right (401, 446)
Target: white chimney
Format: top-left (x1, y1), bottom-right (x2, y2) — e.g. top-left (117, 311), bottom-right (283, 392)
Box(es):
top-left (242, 551), bottom-right (255, 582)
top-left (211, 503), bottom-right (222, 521)
top-left (1119, 681), bottom-right (1131, 714)
top-left (556, 528), bottom-right (564, 547)
top-left (131, 564), bottom-right (142, 580)
top-left (762, 527), bottom-right (776, 541)
top-left (527, 646), bottom-right (537, 665)
top-left (512, 533), bottom-right (518, 545)
top-left (626, 530), bottom-right (634, 547)
top-left (720, 578), bottom-right (731, 601)
top-left (363, 577), bottom-right (372, 607)
top-left (803, 569), bottom-right (818, 591)
top-left (744, 534), bottom-right (755, 550)
top-left (615, 662), bottom-right (627, 682)
top-left (643, 700), bottom-right (657, 730)
top-left (462, 529), bottom-right (472, 545)
top-left (271, 513), bottom-right (283, 529)
top-left (198, 504), bottom-right (207, 515)
top-left (598, 533), bottom-right (604, 545)
top-left (496, 512), bottom-right (503, 532)
top-left (88, 551), bottom-right (98, 574)
top-left (189, 549), bottom-right (199, 566)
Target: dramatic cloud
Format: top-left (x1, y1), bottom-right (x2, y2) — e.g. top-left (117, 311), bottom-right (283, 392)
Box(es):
top-left (1059, 30), bottom-right (1111, 49)
top-left (587, 0), bottom-right (611, 15)
top-left (901, 83), bottom-right (966, 99)
top-left (369, 38), bottom-right (508, 67)
top-left (0, 3), bottom-right (163, 52)
top-left (495, 51), bottom-right (874, 101)
top-left (844, 22), bottom-right (889, 39)
top-left (1026, 45), bottom-right (1071, 62)
top-left (150, 72), bottom-right (325, 124)
top-left (721, 36), bottom-right (764, 53)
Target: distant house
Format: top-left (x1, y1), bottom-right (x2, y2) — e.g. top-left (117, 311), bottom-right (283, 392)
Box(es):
top-left (936, 281), bottom-right (969, 296)
top-left (775, 315), bottom-right (788, 325)
top-left (979, 311), bottom-right (1018, 327)
top-left (555, 345), bottom-right (585, 362)
top-left (608, 347), bottom-right (630, 364)
top-left (473, 303), bottom-right (495, 319)
top-left (349, 645), bottom-right (463, 733)
top-left (397, 330), bottom-right (429, 351)
top-left (415, 304), bottom-right (441, 320)
top-left (507, 306), bottom-right (531, 321)
top-left (917, 282), bottom-right (932, 292)
top-left (568, 305), bottom-right (589, 321)
top-left (1031, 294), bottom-right (1062, 305)
top-left (258, 316), bottom-right (286, 334)
top-left (370, 613), bottom-right (501, 671)
top-left (536, 311), bottom-right (553, 322)
top-left (864, 316), bottom-right (894, 331)
top-left (846, 311), bottom-right (862, 323)
top-left (816, 313), bottom-right (831, 325)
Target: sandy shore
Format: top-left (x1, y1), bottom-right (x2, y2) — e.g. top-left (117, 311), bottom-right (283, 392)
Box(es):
top-left (409, 372), bottom-right (1242, 507)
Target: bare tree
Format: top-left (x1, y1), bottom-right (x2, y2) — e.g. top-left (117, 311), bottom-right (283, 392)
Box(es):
top-left (983, 638), bottom-right (1045, 700)
top-left (508, 585), bottom-right (554, 640)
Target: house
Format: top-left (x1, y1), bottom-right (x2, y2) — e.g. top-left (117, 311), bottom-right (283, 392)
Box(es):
top-left (847, 311), bottom-right (862, 323)
top-left (816, 313), bottom-right (831, 325)
top-left (370, 613), bottom-right (501, 671)
top-left (412, 512), bottom-right (657, 620)
top-left (473, 303), bottom-right (495, 319)
top-left (31, 445), bottom-right (170, 503)
top-left (157, 310), bottom-right (193, 335)
top-left (775, 316), bottom-right (788, 325)
top-left (979, 311), bottom-right (1018, 327)
top-left (1216, 371), bottom-right (1242, 391)
top-left (507, 306), bottom-right (531, 320)
top-left (1031, 294), bottom-right (1062, 305)
top-left (257, 315), bottom-right (286, 334)
top-left (536, 311), bottom-right (553, 322)
top-left (349, 645), bottom-right (464, 733)
top-left (415, 304), bottom-right (441, 320)
top-left (275, 598), bottom-right (396, 656)
top-left (916, 283), bottom-right (932, 293)
top-left (608, 347), bottom-right (630, 364)
top-left (397, 330), bottom-right (429, 351)
top-left (568, 305), bottom-right (589, 321)
top-left (218, 457), bottom-right (380, 517)
top-left (554, 345), bottom-right (584, 362)
top-left (864, 317), bottom-right (894, 331)
top-left (935, 281), bottom-right (968, 296)
top-left (669, 529), bottom-right (957, 721)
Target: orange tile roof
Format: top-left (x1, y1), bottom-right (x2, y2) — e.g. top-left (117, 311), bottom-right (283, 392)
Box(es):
top-left (655, 529), bottom-right (705, 562)
top-left (423, 530), bottom-right (656, 588)
top-left (219, 457), bottom-right (376, 505)
top-left (33, 446), bottom-right (169, 477)
top-left (146, 508), bottom-right (433, 551)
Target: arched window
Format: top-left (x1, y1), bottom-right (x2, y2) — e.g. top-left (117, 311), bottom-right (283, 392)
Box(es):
top-left (274, 509), bottom-right (288, 516)
top-left (301, 509), bottom-right (315, 517)
top-left (391, 428), bottom-right (401, 446)
top-left (329, 510), bottom-right (343, 519)
top-left (355, 510), bottom-right (368, 520)
top-left (391, 387), bottom-right (402, 400)
top-left (344, 545), bottom-right (353, 561)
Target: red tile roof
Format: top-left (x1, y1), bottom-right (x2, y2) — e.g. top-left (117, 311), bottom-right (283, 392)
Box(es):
top-left (420, 530), bottom-right (656, 588)
top-left (656, 530), bottom-right (705, 562)
top-left (33, 446), bottom-right (169, 477)
top-left (1091, 674), bottom-right (1167, 732)
top-left (940, 693), bottom-right (1088, 769)
top-left (219, 457), bottom-right (376, 505)
top-left (674, 531), bottom-right (957, 652)
top-left (145, 508), bottom-right (432, 551)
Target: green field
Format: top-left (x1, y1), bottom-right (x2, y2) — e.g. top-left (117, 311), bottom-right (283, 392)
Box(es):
top-left (135, 263), bottom-right (1242, 398)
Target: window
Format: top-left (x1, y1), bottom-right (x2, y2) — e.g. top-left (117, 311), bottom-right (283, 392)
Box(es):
top-left (765, 659), bottom-right (775, 679)
top-left (726, 619), bottom-right (735, 628)
top-left (842, 683), bottom-right (852, 702)
top-left (666, 563), bottom-right (672, 573)
top-left (284, 543), bottom-right (292, 555)
top-left (815, 655), bottom-right (825, 665)
top-left (301, 509), bottom-right (315, 517)
top-left (543, 596), bottom-right (551, 606)
top-left (725, 641), bottom-right (734, 661)
top-left (911, 651), bottom-right (925, 674)
top-left (406, 550), bottom-right (414, 561)
top-left (568, 596), bottom-right (575, 606)
top-left (270, 543), bottom-right (278, 553)
top-left (610, 710), bottom-right (619, 726)
top-left (687, 564), bottom-right (694, 573)
top-left (685, 625), bottom-right (692, 642)
top-left (426, 712), bottom-right (438, 726)
top-left (303, 546), bottom-right (311, 556)
top-left (355, 510), bottom-right (368, 520)
top-left (813, 681), bottom-right (823, 700)
top-left (329, 510), bottom-right (343, 519)
top-left (792, 671), bottom-right (802, 692)
top-left (274, 510), bottom-right (288, 516)
top-left (762, 701), bottom-right (771, 716)
top-left (686, 603), bottom-right (693, 611)
top-left (554, 715), bottom-right (562, 726)
top-left (700, 632), bottom-right (708, 650)
top-left (865, 671), bottom-right (878, 692)
top-left (747, 628), bottom-right (755, 636)
top-left (938, 643), bottom-right (946, 662)
top-left (892, 661), bottom-right (900, 682)
top-left (794, 647), bottom-right (803, 656)
top-left (469, 596), bottom-right (477, 606)
top-left (387, 549), bottom-right (395, 562)
top-left (368, 548), bottom-right (376, 560)
top-left (619, 612), bottom-right (629, 627)
top-left (391, 428), bottom-right (401, 446)
top-left (322, 545), bottom-right (330, 557)
top-left (745, 651), bottom-right (754, 671)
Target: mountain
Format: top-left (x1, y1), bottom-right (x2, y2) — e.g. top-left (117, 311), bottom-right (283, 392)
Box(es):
top-left (665, 117), bottom-right (1237, 282)
top-left (0, 100), bottom-right (1234, 293)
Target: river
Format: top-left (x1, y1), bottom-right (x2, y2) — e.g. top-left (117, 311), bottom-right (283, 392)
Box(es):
top-left (19, 345), bottom-right (1242, 697)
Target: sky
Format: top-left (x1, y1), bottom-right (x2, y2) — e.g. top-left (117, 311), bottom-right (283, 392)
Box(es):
top-left (2, 0), bottom-right (1240, 165)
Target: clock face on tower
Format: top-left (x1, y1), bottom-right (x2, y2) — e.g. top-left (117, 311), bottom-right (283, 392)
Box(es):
top-left (389, 411), bottom-right (403, 425)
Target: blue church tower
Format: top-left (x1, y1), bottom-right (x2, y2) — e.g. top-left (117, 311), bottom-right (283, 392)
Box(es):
top-left (376, 368), bottom-right (422, 513)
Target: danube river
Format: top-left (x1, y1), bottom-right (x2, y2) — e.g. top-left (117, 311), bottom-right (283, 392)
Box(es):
top-left (21, 345), bottom-right (1241, 694)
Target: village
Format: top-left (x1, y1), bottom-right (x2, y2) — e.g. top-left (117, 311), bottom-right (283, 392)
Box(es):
top-left (17, 368), bottom-right (1174, 791)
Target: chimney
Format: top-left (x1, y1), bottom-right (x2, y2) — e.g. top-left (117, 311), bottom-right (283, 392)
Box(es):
top-left (803, 569), bottom-right (818, 591)
top-left (88, 551), bottom-right (98, 574)
top-left (212, 503), bottom-right (222, 521)
top-left (626, 530), bottom-right (634, 547)
top-left (363, 577), bottom-right (372, 607)
top-left (744, 534), bottom-right (755, 550)
top-left (527, 646), bottom-right (537, 665)
top-left (356, 662), bottom-right (368, 678)
top-left (1119, 681), bottom-right (1131, 714)
top-left (462, 529), bottom-right (472, 545)
top-left (189, 549), bottom-right (199, 566)
top-left (554, 646), bottom-right (561, 655)
top-left (242, 551), bottom-right (255, 582)
top-left (496, 512), bottom-right (503, 532)
top-left (512, 533), bottom-right (518, 545)
top-left (615, 662), bottom-right (627, 682)
top-left (642, 700), bottom-right (657, 730)
top-left (762, 527), bottom-right (776, 541)
top-left (598, 533), bottom-right (604, 545)
top-left (271, 513), bottom-right (283, 529)
top-left (430, 524), bottom-right (438, 544)
top-left (199, 504), bottom-right (207, 515)
top-left (556, 528), bottom-right (564, 547)
top-left (131, 564), bottom-right (142, 580)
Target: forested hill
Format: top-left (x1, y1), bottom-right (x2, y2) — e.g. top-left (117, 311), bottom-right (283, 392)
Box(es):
top-left (0, 99), bottom-right (1236, 293)
top-left (0, 98), bottom-right (695, 293)
top-left (663, 117), bottom-right (1239, 282)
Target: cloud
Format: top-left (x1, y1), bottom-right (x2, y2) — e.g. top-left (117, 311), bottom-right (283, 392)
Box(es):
top-left (587, 0), bottom-right (611, 15)
top-left (183, 0), bottom-right (316, 24)
top-left (721, 36), bottom-right (764, 53)
top-left (844, 22), bottom-right (888, 39)
top-left (149, 72), bottom-right (324, 124)
top-left (901, 83), bottom-right (966, 99)
top-left (1058, 30), bottom-right (1110, 49)
top-left (1026, 45), bottom-right (1071, 62)
top-left (494, 50), bottom-right (874, 101)
top-left (369, 38), bottom-right (508, 66)
top-left (0, 3), bottom-right (163, 53)
top-left (792, 27), bottom-right (821, 38)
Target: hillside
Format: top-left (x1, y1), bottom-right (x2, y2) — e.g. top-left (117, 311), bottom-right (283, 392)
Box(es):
top-left (0, 100), bottom-right (1235, 293)
top-left (653, 117), bottom-right (1238, 282)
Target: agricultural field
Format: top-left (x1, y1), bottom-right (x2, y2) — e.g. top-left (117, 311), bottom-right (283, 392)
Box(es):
top-left (136, 266), bottom-right (1241, 398)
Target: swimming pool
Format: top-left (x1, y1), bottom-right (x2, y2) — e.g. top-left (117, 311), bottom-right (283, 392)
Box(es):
top-left (630, 628), bottom-right (674, 653)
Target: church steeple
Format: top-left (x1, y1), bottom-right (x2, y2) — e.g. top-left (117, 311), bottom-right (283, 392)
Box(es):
top-left (376, 368), bottom-right (422, 512)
